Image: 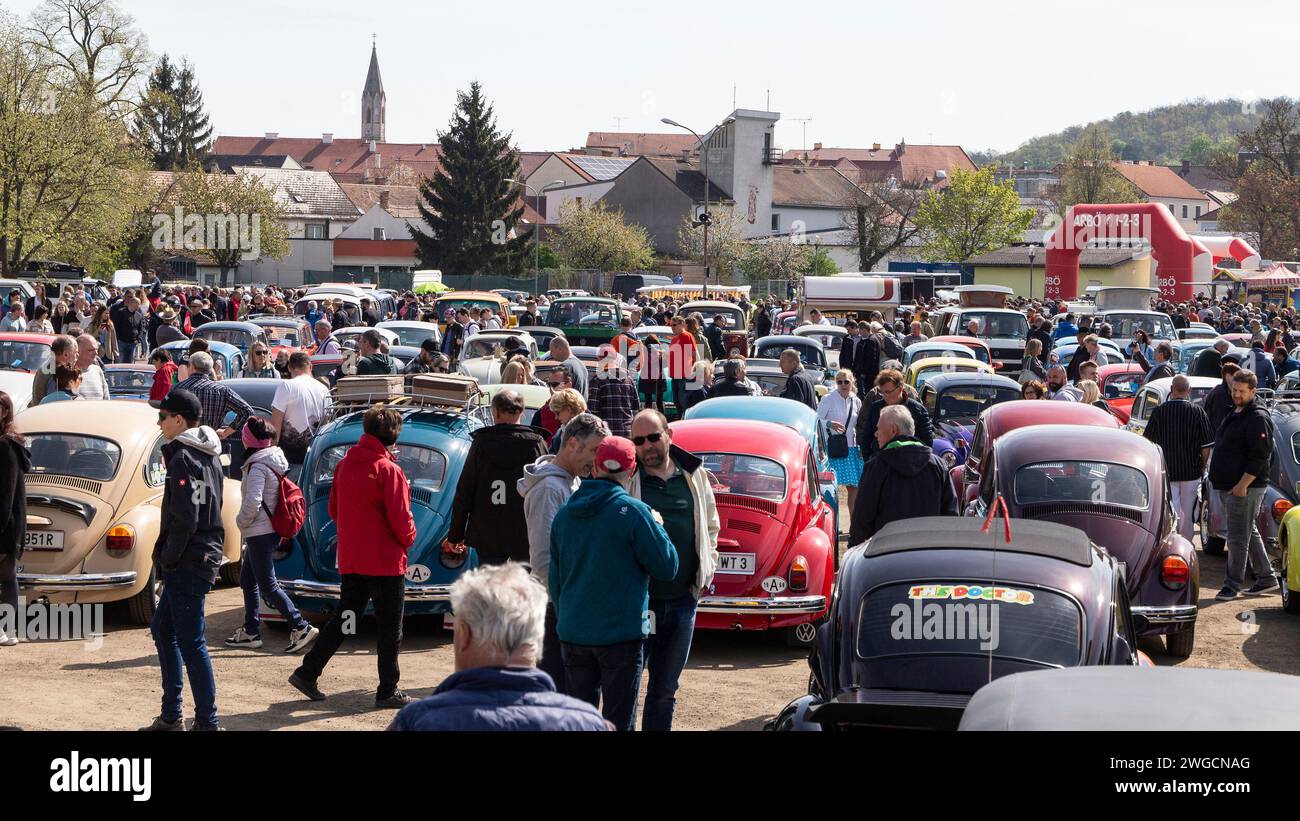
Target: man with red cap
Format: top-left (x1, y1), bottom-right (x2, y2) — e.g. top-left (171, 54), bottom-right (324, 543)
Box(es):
top-left (548, 436), bottom-right (678, 731)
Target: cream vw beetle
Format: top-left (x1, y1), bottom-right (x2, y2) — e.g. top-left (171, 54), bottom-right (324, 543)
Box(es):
top-left (15, 401), bottom-right (244, 624)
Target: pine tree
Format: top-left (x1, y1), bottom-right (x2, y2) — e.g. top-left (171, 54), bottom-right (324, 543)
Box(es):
top-left (133, 55), bottom-right (211, 170)
top-left (173, 59), bottom-right (212, 165)
top-left (413, 82), bottom-right (531, 274)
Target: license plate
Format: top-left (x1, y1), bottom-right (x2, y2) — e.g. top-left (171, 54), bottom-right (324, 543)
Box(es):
top-left (716, 552), bottom-right (756, 575)
top-left (24, 530), bottom-right (64, 551)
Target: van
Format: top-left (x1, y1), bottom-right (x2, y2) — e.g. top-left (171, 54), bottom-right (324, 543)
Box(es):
top-left (611, 273), bottom-right (672, 300)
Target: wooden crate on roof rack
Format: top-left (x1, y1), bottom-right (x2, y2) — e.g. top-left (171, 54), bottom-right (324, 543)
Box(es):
top-left (334, 375), bottom-right (404, 405)
top-left (411, 373), bottom-right (483, 410)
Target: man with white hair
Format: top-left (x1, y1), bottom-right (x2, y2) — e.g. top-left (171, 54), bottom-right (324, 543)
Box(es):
top-left (387, 563), bottom-right (610, 731)
top-left (313, 319), bottom-right (340, 356)
top-left (849, 403), bottom-right (957, 544)
top-left (73, 334), bottom-right (110, 400)
top-left (172, 351), bottom-right (254, 437)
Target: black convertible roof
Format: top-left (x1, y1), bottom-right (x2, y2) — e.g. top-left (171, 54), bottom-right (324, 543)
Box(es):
top-left (864, 517), bottom-right (1094, 567)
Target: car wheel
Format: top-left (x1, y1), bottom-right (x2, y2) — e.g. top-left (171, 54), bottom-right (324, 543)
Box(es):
top-left (1200, 495), bottom-right (1225, 555)
top-left (219, 558), bottom-right (242, 586)
top-left (1283, 540), bottom-right (1300, 614)
top-left (127, 565), bottom-right (160, 625)
top-left (785, 622), bottom-right (818, 648)
top-left (1165, 626), bottom-right (1195, 658)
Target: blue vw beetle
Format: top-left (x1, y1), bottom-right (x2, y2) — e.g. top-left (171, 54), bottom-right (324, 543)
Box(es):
top-left (271, 405), bottom-right (485, 620)
top-left (152, 339), bottom-right (247, 381)
top-left (684, 396), bottom-right (839, 532)
top-left (915, 371), bottom-right (1021, 469)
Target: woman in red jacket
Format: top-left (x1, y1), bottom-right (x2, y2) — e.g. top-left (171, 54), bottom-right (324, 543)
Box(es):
top-left (290, 406), bottom-right (419, 708)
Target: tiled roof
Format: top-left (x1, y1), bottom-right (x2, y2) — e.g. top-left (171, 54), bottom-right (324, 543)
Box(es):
top-left (1112, 162), bottom-right (1208, 200)
top-left (640, 156), bottom-right (731, 202)
top-left (585, 131), bottom-right (698, 157)
top-left (204, 154), bottom-right (301, 173)
top-left (233, 166), bottom-right (361, 220)
top-left (517, 151), bottom-right (551, 179)
top-left (783, 143), bottom-right (975, 189)
top-left (772, 165), bottom-right (862, 207)
top-left (969, 247), bottom-right (1138, 268)
top-left (1165, 163), bottom-right (1233, 192)
top-left (339, 183), bottom-right (423, 219)
top-left (212, 135), bottom-right (442, 184)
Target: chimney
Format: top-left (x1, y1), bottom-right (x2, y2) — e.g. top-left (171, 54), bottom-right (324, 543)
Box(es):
top-left (375, 153), bottom-right (382, 169)
top-left (379, 190), bottom-right (391, 211)
top-left (681, 149), bottom-right (690, 161)
top-left (813, 142), bottom-right (822, 150)
top-left (895, 140), bottom-right (906, 156)
top-left (872, 143), bottom-right (881, 151)
top-left (368, 139), bottom-right (377, 153)
top-left (322, 132), bottom-right (333, 144)
top-left (264, 132), bottom-right (278, 140)
top-left (1181, 159), bottom-right (1190, 174)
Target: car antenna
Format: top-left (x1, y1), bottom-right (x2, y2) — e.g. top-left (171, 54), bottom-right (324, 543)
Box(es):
top-left (980, 493), bottom-right (1011, 683)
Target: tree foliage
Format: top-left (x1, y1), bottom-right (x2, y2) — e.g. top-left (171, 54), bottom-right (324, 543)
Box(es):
top-left (24, 0), bottom-right (150, 120)
top-left (840, 179), bottom-right (923, 271)
top-left (413, 82), bottom-right (531, 275)
top-left (159, 170), bottom-right (289, 276)
top-left (914, 167), bottom-right (1034, 262)
top-left (1214, 98), bottom-right (1300, 259)
top-left (676, 208), bottom-right (748, 277)
top-left (740, 238), bottom-right (808, 281)
top-left (552, 200), bottom-right (653, 271)
top-left (1054, 124), bottom-right (1142, 211)
top-left (133, 54), bottom-right (212, 170)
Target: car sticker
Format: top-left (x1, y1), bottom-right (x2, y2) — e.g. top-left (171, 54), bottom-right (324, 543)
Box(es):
top-left (907, 583), bottom-right (1035, 606)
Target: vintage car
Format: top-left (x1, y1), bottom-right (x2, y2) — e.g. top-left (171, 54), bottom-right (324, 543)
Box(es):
top-left (904, 356), bottom-right (993, 390)
top-left (0, 370), bottom-right (35, 413)
top-left (520, 324), bottom-right (564, 352)
top-left (954, 400), bottom-right (1119, 506)
top-left (709, 358), bottom-right (829, 401)
top-left (1049, 337), bottom-right (1126, 367)
top-left (0, 331), bottom-right (56, 373)
top-left (1095, 362), bottom-right (1146, 423)
top-left (958, 667), bottom-right (1300, 731)
top-left (774, 310), bottom-right (799, 336)
top-left (103, 364), bottom-right (154, 401)
top-left (966, 424), bottom-right (1199, 656)
top-left (547, 296), bottom-right (623, 346)
top-left (250, 316), bottom-right (316, 356)
top-left (669, 419), bottom-right (835, 645)
top-left (928, 335), bottom-right (994, 369)
top-left (192, 320), bottom-right (270, 357)
top-left (792, 324), bottom-right (847, 367)
top-left (1124, 375), bottom-right (1219, 435)
top-left (153, 339), bottom-right (246, 381)
top-left (15, 401), bottom-right (244, 624)
top-left (294, 289), bottom-right (362, 321)
top-left (901, 341), bottom-right (976, 370)
top-left (456, 332), bottom-right (540, 385)
top-left (327, 325), bottom-right (399, 352)
top-left (376, 320), bottom-right (442, 349)
top-left (1174, 325), bottom-right (1220, 342)
top-left (214, 378), bottom-right (283, 476)
top-left (1273, 452), bottom-right (1300, 613)
top-left (431, 291), bottom-right (515, 333)
top-left (769, 517), bottom-right (1143, 730)
top-left (918, 372), bottom-right (1021, 469)
top-left (680, 300), bottom-right (750, 357)
top-left (272, 401), bottom-right (486, 621)
top-left (752, 335), bottom-right (832, 388)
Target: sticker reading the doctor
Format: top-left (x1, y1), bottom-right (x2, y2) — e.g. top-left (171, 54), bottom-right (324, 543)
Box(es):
top-left (907, 583), bottom-right (1035, 606)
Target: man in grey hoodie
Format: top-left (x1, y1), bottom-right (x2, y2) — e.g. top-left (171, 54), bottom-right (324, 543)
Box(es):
top-left (517, 412), bottom-right (608, 692)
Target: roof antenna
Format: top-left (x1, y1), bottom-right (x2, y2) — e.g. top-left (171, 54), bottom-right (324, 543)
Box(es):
top-left (980, 493), bottom-right (1011, 684)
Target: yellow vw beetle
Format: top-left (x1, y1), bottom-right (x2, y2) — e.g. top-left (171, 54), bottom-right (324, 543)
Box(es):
top-left (904, 356), bottom-right (994, 391)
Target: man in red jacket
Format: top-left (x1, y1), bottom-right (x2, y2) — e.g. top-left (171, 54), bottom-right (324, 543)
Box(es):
top-left (290, 406), bottom-right (419, 708)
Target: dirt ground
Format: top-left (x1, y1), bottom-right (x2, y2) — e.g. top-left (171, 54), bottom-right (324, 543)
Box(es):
top-left (4, 493), bottom-right (1300, 730)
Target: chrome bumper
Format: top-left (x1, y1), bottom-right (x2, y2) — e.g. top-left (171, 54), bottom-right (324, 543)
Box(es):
top-left (281, 579), bottom-right (453, 603)
top-left (697, 595), bottom-right (827, 615)
top-left (18, 571), bottom-right (138, 592)
top-left (1131, 604), bottom-right (1198, 624)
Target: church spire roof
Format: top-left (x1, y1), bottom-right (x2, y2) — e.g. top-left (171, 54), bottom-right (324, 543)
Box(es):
top-left (363, 41), bottom-right (383, 97)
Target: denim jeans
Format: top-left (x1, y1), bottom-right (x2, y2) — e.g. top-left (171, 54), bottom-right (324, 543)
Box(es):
top-left (118, 340), bottom-right (137, 364)
top-left (641, 595), bottom-right (698, 731)
top-left (562, 639), bottom-right (644, 732)
top-left (538, 602), bottom-right (566, 694)
top-left (151, 569), bottom-right (217, 728)
top-left (296, 574), bottom-right (404, 698)
top-left (670, 379), bottom-right (690, 419)
top-left (241, 532), bottom-right (308, 634)
top-left (1220, 488), bottom-right (1275, 592)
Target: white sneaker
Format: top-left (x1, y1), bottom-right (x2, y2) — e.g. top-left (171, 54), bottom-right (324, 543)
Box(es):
top-left (0, 631), bottom-right (18, 647)
top-left (223, 627), bottom-right (263, 648)
top-left (284, 624), bottom-right (319, 654)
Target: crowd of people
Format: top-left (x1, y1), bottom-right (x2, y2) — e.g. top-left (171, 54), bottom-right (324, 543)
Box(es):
top-left (2, 272), bottom-right (1298, 730)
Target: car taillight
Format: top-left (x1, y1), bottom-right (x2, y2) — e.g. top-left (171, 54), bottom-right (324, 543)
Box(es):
top-left (1160, 555), bottom-right (1189, 590)
top-left (1274, 499), bottom-right (1293, 522)
top-left (789, 555), bottom-right (809, 591)
top-left (106, 524), bottom-right (135, 554)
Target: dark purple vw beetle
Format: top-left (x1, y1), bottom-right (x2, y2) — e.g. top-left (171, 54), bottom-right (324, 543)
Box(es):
top-left (967, 424), bottom-right (1199, 657)
top-left (769, 517), bottom-right (1142, 731)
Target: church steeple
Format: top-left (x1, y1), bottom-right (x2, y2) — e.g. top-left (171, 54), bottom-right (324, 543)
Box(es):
top-left (361, 38), bottom-right (385, 143)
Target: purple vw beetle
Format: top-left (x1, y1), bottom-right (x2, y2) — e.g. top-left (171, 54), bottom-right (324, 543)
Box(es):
top-left (967, 424), bottom-right (1199, 658)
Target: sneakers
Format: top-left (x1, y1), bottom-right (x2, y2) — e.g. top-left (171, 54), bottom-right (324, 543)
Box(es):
top-left (139, 715), bottom-right (185, 731)
top-left (1245, 575), bottom-right (1281, 596)
top-left (289, 671), bottom-right (326, 701)
top-left (1215, 586), bottom-right (1239, 601)
top-left (285, 624), bottom-right (319, 654)
top-left (223, 628), bottom-right (263, 648)
top-left (189, 723), bottom-right (225, 731)
top-left (375, 690), bottom-right (416, 709)
top-left (0, 631), bottom-right (18, 647)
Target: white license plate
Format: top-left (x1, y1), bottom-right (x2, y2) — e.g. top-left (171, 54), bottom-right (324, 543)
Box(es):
top-left (24, 530), bottom-right (64, 551)
top-left (715, 552), bottom-right (756, 575)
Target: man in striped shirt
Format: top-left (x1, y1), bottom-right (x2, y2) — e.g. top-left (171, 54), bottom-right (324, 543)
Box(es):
top-left (1143, 375), bottom-right (1214, 544)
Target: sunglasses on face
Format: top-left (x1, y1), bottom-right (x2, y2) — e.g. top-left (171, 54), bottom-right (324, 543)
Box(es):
top-left (632, 432), bottom-right (664, 446)
top-left (836, 380), bottom-right (851, 385)
top-left (157, 411), bottom-right (174, 422)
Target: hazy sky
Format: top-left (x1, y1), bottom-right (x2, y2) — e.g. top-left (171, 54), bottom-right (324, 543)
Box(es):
top-left (6, 0), bottom-right (1298, 153)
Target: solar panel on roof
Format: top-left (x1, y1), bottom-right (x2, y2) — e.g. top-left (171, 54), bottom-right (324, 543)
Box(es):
top-left (568, 155), bottom-right (636, 181)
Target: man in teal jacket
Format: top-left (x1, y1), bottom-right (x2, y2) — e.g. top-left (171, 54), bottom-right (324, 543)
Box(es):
top-left (549, 436), bottom-right (677, 731)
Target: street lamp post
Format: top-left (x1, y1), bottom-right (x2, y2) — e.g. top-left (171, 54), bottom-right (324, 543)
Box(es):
top-left (506, 178), bottom-right (564, 295)
top-left (1027, 244), bottom-right (1038, 300)
top-left (662, 117), bottom-right (711, 297)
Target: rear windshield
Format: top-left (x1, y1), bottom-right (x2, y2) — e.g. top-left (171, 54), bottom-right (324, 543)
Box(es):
top-left (106, 369), bottom-right (152, 393)
top-left (196, 328), bottom-right (253, 352)
top-left (961, 311), bottom-right (1028, 340)
top-left (0, 339), bottom-right (52, 372)
top-left (1106, 313), bottom-right (1174, 340)
top-left (547, 301), bottom-right (618, 329)
top-left (699, 453), bottom-right (786, 501)
top-left (857, 581), bottom-right (1082, 668)
top-left (261, 326), bottom-right (301, 347)
top-left (27, 434), bottom-right (122, 481)
top-left (314, 443), bottom-right (447, 492)
top-left (1014, 461), bottom-right (1149, 510)
top-left (755, 342), bottom-right (824, 367)
top-left (1102, 374), bottom-right (1143, 398)
top-left (930, 385), bottom-right (1019, 424)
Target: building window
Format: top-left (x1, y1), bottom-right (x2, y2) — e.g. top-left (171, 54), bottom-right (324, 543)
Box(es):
top-left (305, 222), bottom-right (327, 240)
top-left (771, 213), bottom-right (780, 232)
top-left (1196, 205), bottom-right (1202, 218)
top-left (1182, 204), bottom-right (1188, 218)
top-left (373, 226), bottom-right (386, 241)
top-left (1168, 203), bottom-right (1176, 215)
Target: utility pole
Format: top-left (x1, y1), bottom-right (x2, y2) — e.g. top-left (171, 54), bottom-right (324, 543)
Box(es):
top-left (790, 117), bottom-right (813, 151)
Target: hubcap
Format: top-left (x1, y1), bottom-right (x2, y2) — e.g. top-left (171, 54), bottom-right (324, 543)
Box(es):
top-left (794, 622), bottom-right (817, 643)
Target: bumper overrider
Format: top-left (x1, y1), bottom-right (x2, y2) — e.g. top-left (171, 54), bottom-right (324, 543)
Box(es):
top-left (18, 572), bottom-right (138, 592)
top-left (281, 579), bottom-right (453, 602)
top-left (1131, 604), bottom-right (1198, 625)
top-left (697, 594), bottom-right (827, 615)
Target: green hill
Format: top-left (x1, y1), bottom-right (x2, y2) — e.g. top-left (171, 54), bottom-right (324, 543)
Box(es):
top-left (991, 99), bottom-right (1263, 168)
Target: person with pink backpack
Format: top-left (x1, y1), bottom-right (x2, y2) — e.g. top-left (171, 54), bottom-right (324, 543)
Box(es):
top-left (224, 416), bottom-right (318, 654)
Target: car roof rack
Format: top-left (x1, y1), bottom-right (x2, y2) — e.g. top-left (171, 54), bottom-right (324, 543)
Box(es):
top-left (326, 374), bottom-right (491, 423)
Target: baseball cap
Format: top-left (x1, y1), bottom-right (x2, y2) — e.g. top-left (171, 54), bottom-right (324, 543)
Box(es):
top-left (595, 436), bottom-right (637, 476)
top-left (420, 337), bottom-right (440, 353)
top-left (158, 389), bottom-right (201, 422)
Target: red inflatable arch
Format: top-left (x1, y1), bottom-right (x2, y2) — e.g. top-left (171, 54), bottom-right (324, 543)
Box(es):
top-left (1044, 203), bottom-right (1195, 303)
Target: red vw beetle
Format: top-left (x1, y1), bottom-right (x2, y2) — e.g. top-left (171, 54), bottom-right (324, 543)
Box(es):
top-left (1095, 363), bottom-right (1146, 424)
top-left (669, 419), bottom-right (835, 646)
top-left (953, 400), bottom-right (1119, 507)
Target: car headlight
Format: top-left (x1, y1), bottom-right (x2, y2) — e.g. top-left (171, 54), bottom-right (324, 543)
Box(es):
top-left (941, 450), bottom-right (957, 468)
